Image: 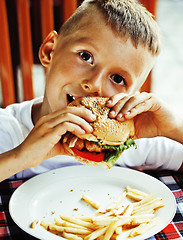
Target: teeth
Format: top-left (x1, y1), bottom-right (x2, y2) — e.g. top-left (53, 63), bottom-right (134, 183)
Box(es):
top-left (67, 94), bottom-right (75, 103)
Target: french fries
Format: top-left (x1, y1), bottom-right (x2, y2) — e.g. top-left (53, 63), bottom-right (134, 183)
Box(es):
top-left (36, 186), bottom-right (164, 239)
top-left (31, 219), bottom-right (39, 229)
top-left (82, 194), bottom-right (101, 210)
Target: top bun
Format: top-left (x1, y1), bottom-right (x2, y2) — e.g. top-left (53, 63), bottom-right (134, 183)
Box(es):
top-left (69, 97), bottom-right (135, 145)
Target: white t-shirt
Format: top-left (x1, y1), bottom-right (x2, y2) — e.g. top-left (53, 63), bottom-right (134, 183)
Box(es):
top-left (0, 98), bottom-right (183, 179)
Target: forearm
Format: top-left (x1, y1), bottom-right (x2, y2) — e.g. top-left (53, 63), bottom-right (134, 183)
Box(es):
top-left (163, 116), bottom-right (183, 144)
top-left (0, 147), bottom-right (26, 182)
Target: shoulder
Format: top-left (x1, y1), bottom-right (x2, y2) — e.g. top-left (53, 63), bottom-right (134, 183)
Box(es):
top-left (0, 97), bottom-right (43, 150)
top-left (0, 97), bottom-right (43, 124)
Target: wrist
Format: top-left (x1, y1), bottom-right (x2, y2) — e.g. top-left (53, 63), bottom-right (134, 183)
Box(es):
top-left (164, 115), bottom-right (183, 144)
top-left (0, 146), bottom-right (27, 181)
top-left (16, 143), bottom-right (36, 170)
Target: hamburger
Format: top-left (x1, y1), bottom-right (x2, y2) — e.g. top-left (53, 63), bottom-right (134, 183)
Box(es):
top-left (62, 96), bottom-right (136, 168)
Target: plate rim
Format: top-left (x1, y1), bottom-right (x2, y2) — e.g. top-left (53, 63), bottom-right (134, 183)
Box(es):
top-left (9, 165), bottom-right (177, 240)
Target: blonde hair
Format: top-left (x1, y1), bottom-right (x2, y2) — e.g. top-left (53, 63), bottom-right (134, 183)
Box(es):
top-left (59, 0), bottom-right (161, 55)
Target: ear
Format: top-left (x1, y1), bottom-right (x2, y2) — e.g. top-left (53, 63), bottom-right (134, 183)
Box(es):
top-left (39, 31), bottom-right (58, 67)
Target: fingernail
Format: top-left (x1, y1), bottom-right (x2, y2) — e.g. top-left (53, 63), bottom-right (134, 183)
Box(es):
top-left (118, 113), bottom-right (123, 119)
top-left (107, 100), bottom-right (112, 104)
top-left (110, 110), bottom-right (116, 116)
top-left (88, 125), bottom-right (93, 131)
top-left (91, 114), bottom-right (96, 120)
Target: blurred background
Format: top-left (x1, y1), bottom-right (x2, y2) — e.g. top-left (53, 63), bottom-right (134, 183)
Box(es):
top-left (152, 0), bottom-right (183, 114)
top-left (0, 0), bottom-right (183, 114)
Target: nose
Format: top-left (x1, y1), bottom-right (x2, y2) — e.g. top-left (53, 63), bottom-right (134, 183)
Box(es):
top-left (81, 71), bottom-right (104, 95)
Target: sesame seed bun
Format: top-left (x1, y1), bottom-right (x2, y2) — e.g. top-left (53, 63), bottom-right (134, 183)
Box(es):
top-left (69, 96), bottom-right (135, 145)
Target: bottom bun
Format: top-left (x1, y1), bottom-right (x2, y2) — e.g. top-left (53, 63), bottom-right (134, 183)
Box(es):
top-left (63, 139), bottom-right (111, 169)
top-left (74, 154), bottom-right (110, 169)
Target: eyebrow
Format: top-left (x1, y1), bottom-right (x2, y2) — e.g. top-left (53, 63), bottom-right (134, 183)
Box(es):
top-left (71, 36), bottom-right (101, 52)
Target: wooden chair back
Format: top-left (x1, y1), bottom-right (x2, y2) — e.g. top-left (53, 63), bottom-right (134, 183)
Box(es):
top-left (140, 0), bottom-right (157, 93)
top-left (0, 0), bottom-right (77, 107)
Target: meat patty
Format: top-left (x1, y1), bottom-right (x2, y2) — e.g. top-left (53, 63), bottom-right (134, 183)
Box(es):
top-left (64, 133), bottom-right (103, 152)
top-left (75, 138), bottom-right (84, 150)
top-left (85, 141), bottom-right (102, 152)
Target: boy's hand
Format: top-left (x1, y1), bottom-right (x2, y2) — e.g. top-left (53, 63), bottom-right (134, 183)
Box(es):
top-left (18, 106), bottom-right (96, 168)
top-left (106, 92), bottom-right (178, 140)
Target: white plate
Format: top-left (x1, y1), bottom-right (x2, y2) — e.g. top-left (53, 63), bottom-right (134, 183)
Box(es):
top-left (9, 165), bottom-right (176, 240)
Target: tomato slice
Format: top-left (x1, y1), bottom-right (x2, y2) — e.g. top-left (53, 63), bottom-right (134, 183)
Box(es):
top-left (71, 148), bottom-right (105, 162)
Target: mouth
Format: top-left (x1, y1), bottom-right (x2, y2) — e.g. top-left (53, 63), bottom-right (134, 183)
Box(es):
top-left (67, 94), bottom-right (76, 104)
top-left (67, 94), bottom-right (95, 104)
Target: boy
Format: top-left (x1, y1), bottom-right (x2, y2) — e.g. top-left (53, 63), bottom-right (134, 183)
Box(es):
top-left (0, 0), bottom-right (182, 182)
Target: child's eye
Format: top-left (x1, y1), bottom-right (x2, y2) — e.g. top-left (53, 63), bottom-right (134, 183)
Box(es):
top-left (111, 74), bottom-right (127, 86)
top-left (78, 51), bottom-right (93, 64)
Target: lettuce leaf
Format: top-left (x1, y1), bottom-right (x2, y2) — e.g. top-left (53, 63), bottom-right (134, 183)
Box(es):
top-left (100, 137), bottom-right (136, 151)
top-left (94, 137), bottom-right (137, 168)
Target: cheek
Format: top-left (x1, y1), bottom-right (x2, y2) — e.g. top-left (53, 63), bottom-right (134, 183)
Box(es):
top-left (46, 71), bottom-right (63, 93)
top-left (44, 72), bottom-right (67, 111)
top-left (46, 57), bottom-right (78, 91)
top-left (102, 81), bottom-right (128, 97)
top-left (50, 51), bottom-right (80, 78)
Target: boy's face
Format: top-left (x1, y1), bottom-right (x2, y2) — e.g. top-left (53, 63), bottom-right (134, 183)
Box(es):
top-left (40, 11), bottom-right (155, 114)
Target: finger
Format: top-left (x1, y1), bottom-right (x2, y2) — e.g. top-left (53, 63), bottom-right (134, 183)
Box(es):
top-left (108, 94), bottom-right (133, 118)
top-left (36, 106), bottom-right (96, 126)
top-left (38, 113), bottom-right (94, 134)
top-left (56, 113), bottom-right (94, 133)
top-left (54, 106), bottom-right (97, 122)
top-left (106, 93), bottom-right (128, 107)
top-left (62, 106), bottom-right (97, 122)
top-left (35, 106), bottom-right (96, 132)
top-left (118, 95), bottom-right (155, 120)
top-left (30, 121), bottom-right (87, 149)
top-left (113, 92), bottom-right (151, 120)
top-left (122, 93), bottom-right (153, 115)
top-left (54, 121), bottom-right (87, 137)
